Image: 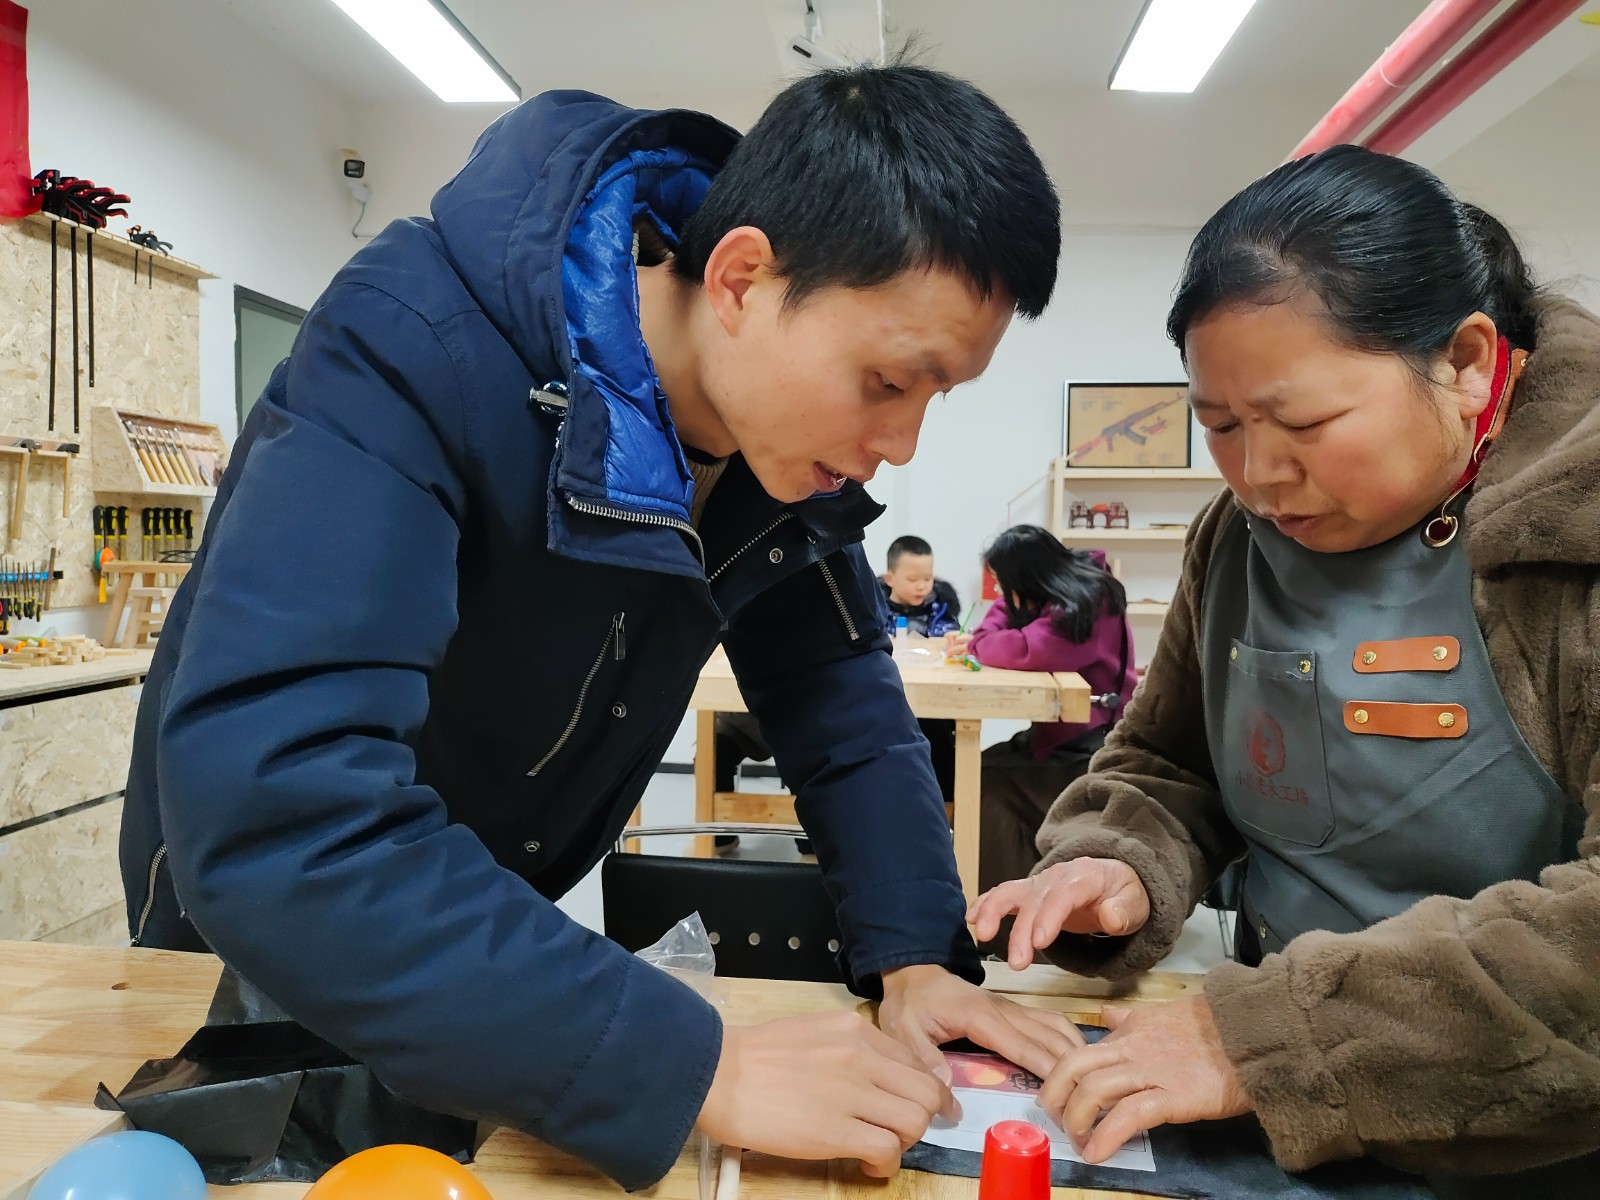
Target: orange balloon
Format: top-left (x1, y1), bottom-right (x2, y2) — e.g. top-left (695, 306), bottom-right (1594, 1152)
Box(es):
top-left (305, 1144), bottom-right (494, 1200)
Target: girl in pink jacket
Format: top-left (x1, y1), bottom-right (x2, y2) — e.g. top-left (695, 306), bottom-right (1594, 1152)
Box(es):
top-left (959, 525), bottom-right (1136, 891)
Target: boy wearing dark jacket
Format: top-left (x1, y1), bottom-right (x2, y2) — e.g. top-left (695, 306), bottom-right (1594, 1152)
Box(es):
top-left (120, 66), bottom-right (1074, 1188)
top-left (879, 534), bottom-right (963, 636)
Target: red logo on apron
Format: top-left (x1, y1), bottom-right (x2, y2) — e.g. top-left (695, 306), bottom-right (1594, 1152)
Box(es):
top-left (1247, 710), bottom-right (1286, 777)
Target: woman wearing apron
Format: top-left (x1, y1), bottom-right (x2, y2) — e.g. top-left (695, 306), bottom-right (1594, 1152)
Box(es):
top-left (968, 145), bottom-right (1599, 1199)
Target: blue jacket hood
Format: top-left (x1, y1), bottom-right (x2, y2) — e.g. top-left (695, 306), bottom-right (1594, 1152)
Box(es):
top-left (430, 92), bottom-right (740, 528)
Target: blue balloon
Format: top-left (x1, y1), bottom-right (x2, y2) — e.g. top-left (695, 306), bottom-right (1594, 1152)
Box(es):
top-left (28, 1130), bottom-right (206, 1200)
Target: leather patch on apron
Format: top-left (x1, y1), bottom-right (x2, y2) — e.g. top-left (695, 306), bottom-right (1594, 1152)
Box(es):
top-left (1343, 700), bottom-right (1468, 739)
top-left (1352, 636), bottom-right (1461, 673)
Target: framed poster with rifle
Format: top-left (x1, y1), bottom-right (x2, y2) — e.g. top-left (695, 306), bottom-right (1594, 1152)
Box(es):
top-left (1062, 382), bottom-right (1191, 469)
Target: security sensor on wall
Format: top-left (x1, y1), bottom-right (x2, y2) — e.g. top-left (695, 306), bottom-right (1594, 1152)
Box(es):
top-left (339, 148), bottom-right (373, 206)
top-left (785, 35), bottom-right (845, 71)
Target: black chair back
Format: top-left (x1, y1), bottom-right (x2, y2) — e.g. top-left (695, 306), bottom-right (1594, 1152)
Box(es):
top-left (601, 851), bottom-right (845, 983)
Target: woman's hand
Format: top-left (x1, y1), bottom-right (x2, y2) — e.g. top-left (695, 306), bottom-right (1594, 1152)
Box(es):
top-left (1039, 997), bottom-right (1253, 1162)
top-left (966, 859), bottom-right (1151, 970)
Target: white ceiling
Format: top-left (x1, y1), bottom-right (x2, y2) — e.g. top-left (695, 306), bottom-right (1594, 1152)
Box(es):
top-left (213, 0), bottom-right (1600, 229)
top-left (219, 0), bottom-right (1430, 104)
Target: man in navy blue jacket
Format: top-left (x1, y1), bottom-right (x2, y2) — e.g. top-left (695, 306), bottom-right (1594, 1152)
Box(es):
top-left (121, 63), bottom-right (1073, 1187)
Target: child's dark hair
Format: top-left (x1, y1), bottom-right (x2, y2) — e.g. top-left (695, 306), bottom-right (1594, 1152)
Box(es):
top-left (886, 534), bottom-right (933, 570)
top-left (984, 525), bottom-right (1125, 643)
top-left (1166, 145), bottom-right (1540, 371)
top-left (674, 60), bottom-right (1059, 318)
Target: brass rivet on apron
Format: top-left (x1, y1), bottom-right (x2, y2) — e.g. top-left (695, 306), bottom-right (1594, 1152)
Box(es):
top-left (1433, 646), bottom-right (1448, 661)
top-left (1229, 646), bottom-right (1238, 661)
top-left (768, 548), bottom-right (783, 563)
top-left (1298, 660), bottom-right (1312, 674)
top-left (1438, 711), bottom-right (1456, 729)
top-left (1258, 924), bottom-right (1268, 939)
top-left (1361, 650), bottom-right (1377, 665)
top-left (1353, 708), bottom-right (1369, 724)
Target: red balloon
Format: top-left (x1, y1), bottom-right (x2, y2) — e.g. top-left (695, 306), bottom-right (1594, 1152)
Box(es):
top-left (305, 1145), bottom-right (494, 1200)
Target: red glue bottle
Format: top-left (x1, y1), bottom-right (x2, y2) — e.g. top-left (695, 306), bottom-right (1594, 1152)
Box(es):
top-left (978, 1119), bottom-right (1050, 1198)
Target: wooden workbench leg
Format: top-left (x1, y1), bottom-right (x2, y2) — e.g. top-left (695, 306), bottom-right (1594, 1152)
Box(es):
top-left (692, 709), bottom-right (717, 859)
top-left (953, 718), bottom-right (982, 902)
top-left (623, 804), bottom-right (642, 855)
top-left (102, 571), bottom-right (135, 646)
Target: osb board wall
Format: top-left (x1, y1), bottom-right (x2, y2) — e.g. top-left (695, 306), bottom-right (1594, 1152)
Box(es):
top-left (0, 216), bottom-right (203, 610)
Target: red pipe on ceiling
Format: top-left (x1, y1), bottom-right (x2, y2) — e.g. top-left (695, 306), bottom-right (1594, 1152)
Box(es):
top-left (1365, 0), bottom-right (1588, 154)
top-left (1288, 0), bottom-right (1502, 160)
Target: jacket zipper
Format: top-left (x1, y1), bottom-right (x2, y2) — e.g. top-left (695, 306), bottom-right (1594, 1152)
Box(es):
top-left (564, 495), bottom-right (704, 567)
top-left (815, 557), bottom-right (861, 641)
top-left (527, 611), bottom-right (626, 778)
top-left (708, 514), bottom-right (794, 581)
top-left (131, 842), bottom-right (167, 947)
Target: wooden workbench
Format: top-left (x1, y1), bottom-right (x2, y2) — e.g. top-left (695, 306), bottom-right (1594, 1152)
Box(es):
top-left (0, 941), bottom-right (1202, 1198)
top-left (691, 645), bottom-right (1091, 899)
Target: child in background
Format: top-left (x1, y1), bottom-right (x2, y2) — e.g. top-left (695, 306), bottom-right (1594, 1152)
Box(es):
top-left (947, 525), bottom-right (1136, 893)
top-left (880, 535), bottom-right (962, 637)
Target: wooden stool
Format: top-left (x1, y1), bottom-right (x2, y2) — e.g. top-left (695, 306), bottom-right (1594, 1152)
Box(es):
top-left (124, 586), bottom-right (173, 646)
top-left (100, 561), bottom-right (191, 647)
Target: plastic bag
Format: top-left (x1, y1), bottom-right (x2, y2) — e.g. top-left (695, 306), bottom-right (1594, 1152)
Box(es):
top-left (634, 911), bottom-right (726, 1008)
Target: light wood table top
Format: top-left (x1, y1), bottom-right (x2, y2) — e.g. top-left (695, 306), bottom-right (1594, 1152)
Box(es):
top-left (691, 644), bottom-right (1091, 725)
top-left (0, 941), bottom-right (1201, 1198)
top-left (0, 649), bottom-right (152, 704)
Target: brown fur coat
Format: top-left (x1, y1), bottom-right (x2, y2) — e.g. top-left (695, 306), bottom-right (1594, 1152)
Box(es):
top-left (1032, 295), bottom-right (1600, 1176)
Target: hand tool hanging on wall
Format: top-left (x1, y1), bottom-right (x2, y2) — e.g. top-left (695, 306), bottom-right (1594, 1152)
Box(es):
top-left (47, 220), bottom-right (57, 430)
top-left (69, 223), bottom-right (80, 433)
top-left (127, 226), bottom-right (171, 289)
top-left (3, 438), bottom-right (38, 551)
top-left (32, 438), bottom-right (79, 517)
top-left (87, 229), bottom-right (95, 387)
top-left (115, 506), bottom-right (127, 562)
top-left (30, 173), bottom-right (128, 427)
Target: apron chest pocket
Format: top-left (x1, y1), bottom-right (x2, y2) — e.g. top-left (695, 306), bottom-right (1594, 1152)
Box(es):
top-left (1221, 639), bottom-right (1335, 848)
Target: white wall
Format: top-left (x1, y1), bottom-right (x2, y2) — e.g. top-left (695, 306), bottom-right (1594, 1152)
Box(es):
top-left (1433, 72), bottom-right (1600, 313)
top-left (25, 0), bottom-right (364, 443)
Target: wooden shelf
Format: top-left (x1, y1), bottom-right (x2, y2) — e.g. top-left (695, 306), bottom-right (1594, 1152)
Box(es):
top-left (17, 211), bottom-right (215, 280)
top-left (1060, 528), bottom-right (1187, 543)
top-left (90, 407), bottom-right (224, 499)
top-left (1052, 464), bottom-right (1222, 481)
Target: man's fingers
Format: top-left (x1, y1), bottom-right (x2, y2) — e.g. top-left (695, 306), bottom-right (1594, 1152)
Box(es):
top-left (854, 1087), bottom-right (942, 1154)
top-left (847, 1121), bottom-right (904, 1178)
top-left (869, 1050), bottom-right (958, 1126)
top-left (1083, 1090), bottom-right (1167, 1165)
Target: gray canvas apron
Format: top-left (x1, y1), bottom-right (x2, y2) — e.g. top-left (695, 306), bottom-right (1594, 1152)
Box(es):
top-left (1200, 508), bottom-right (1590, 1198)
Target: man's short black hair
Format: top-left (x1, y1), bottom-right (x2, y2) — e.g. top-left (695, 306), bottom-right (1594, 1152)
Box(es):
top-left (887, 535), bottom-right (934, 570)
top-left (675, 61), bottom-right (1059, 318)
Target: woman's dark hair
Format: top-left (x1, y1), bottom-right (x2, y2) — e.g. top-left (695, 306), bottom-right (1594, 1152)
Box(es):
top-left (675, 60), bottom-right (1060, 318)
top-left (983, 525), bottom-right (1125, 643)
top-left (1166, 145), bottom-right (1539, 370)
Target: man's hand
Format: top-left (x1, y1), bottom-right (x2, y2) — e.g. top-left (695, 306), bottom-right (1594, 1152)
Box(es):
top-left (878, 964), bottom-right (1085, 1086)
top-left (1039, 997), bottom-right (1252, 1163)
top-left (966, 859), bottom-right (1151, 970)
top-left (695, 1011), bottom-right (957, 1177)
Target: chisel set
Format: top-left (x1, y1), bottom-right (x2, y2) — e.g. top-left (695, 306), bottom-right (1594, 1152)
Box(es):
top-left (92, 505), bottom-right (195, 562)
top-left (0, 550), bottom-right (58, 633)
top-left (121, 415), bottom-right (220, 487)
